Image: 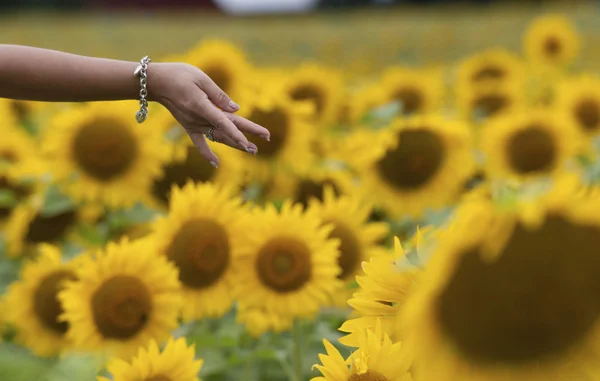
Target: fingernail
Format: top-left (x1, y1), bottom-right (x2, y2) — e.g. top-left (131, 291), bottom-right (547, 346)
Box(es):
top-left (229, 101), bottom-right (240, 111)
top-left (248, 146), bottom-right (257, 155)
top-left (261, 135), bottom-right (270, 142)
top-left (210, 161), bottom-right (219, 168)
top-left (239, 141), bottom-right (252, 153)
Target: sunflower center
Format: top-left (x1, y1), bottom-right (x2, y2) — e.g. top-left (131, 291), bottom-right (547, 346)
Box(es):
top-left (575, 99), bottom-right (600, 131)
top-left (327, 220), bottom-right (361, 280)
top-left (152, 146), bottom-right (216, 206)
top-left (290, 84), bottom-right (325, 117)
top-left (472, 66), bottom-right (506, 82)
top-left (34, 270), bottom-right (77, 334)
top-left (203, 66), bottom-right (232, 95)
top-left (544, 36), bottom-right (562, 57)
top-left (0, 149), bottom-right (17, 163)
top-left (248, 107), bottom-right (290, 158)
top-left (506, 125), bottom-right (556, 174)
top-left (294, 179), bottom-right (341, 207)
top-left (376, 129), bottom-right (445, 191)
top-left (348, 371), bottom-right (389, 381)
top-left (72, 118), bottom-right (138, 181)
top-left (25, 210), bottom-right (77, 244)
top-left (92, 275), bottom-right (152, 339)
top-left (394, 87), bottom-right (423, 115)
top-left (144, 376), bottom-right (171, 381)
top-left (167, 219), bottom-right (230, 289)
top-left (437, 215), bottom-right (600, 365)
top-left (473, 94), bottom-right (508, 117)
top-left (256, 237), bottom-right (312, 293)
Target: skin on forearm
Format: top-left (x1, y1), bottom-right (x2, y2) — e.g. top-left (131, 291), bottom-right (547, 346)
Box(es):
top-left (0, 45), bottom-right (140, 102)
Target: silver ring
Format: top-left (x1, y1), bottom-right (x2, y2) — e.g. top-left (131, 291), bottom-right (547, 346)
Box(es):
top-left (205, 127), bottom-right (216, 142)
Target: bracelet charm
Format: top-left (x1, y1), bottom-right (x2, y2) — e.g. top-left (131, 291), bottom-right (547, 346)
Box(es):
top-left (133, 56), bottom-right (151, 123)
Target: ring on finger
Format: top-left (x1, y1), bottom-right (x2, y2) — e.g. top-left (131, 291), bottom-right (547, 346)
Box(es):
top-left (205, 127), bottom-right (216, 142)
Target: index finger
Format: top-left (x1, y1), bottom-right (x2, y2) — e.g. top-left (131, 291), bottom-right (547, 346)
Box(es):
top-left (197, 100), bottom-right (252, 153)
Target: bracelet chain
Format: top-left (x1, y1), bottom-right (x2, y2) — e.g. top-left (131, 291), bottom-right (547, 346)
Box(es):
top-left (134, 56), bottom-right (151, 123)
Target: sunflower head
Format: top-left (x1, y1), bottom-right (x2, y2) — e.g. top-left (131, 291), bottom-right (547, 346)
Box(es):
top-left (402, 194), bottom-right (600, 380)
top-left (234, 201), bottom-right (342, 319)
top-left (524, 14), bottom-right (581, 69)
top-left (380, 67), bottom-right (444, 116)
top-left (43, 102), bottom-right (169, 208)
top-left (359, 115), bottom-right (475, 218)
top-left (557, 74), bottom-right (600, 136)
top-left (101, 337), bottom-right (203, 381)
top-left (480, 109), bottom-right (582, 181)
top-left (457, 48), bottom-right (525, 91)
top-left (457, 81), bottom-right (523, 122)
top-left (58, 238), bottom-right (182, 360)
top-left (151, 181), bottom-right (247, 320)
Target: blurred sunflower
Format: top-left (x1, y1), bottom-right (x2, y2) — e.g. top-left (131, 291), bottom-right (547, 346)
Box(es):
top-left (1, 99), bottom-right (49, 128)
top-left (283, 63), bottom-right (345, 126)
top-left (524, 14), bottom-right (580, 69)
top-left (339, 232), bottom-right (429, 347)
top-left (234, 201), bottom-right (342, 319)
top-left (312, 320), bottom-right (412, 381)
top-left (308, 186), bottom-right (389, 306)
top-left (456, 48), bottom-right (525, 90)
top-left (4, 202), bottom-right (78, 258)
top-left (58, 239), bottom-right (182, 360)
top-left (379, 67), bottom-right (444, 116)
top-left (182, 39), bottom-right (253, 106)
top-left (236, 305), bottom-right (294, 338)
top-left (556, 74), bottom-right (600, 136)
top-left (42, 102), bottom-right (168, 208)
top-left (401, 190), bottom-right (600, 381)
top-left (457, 81), bottom-right (524, 122)
top-left (4, 244), bottom-right (77, 357)
top-left (151, 182), bottom-right (246, 321)
top-left (345, 84), bottom-right (388, 126)
top-left (245, 91), bottom-right (316, 181)
top-left (98, 337), bottom-right (203, 381)
top-left (480, 109), bottom-right (582, 181)
top-left (149, 139), bottom-right (244, 210)
top-left (358, 115), bottom-right (474, 218)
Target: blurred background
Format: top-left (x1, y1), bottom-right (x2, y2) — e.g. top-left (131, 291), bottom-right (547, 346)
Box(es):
top-left (0, 0), bottom-right (597, 78)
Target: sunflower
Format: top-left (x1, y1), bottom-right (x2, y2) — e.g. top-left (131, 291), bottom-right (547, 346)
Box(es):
top-left (58, 238), bottom-right (182, 360)
top-left (42, 101), bottom-right (168, 208)
top-left (400, 189), bottom-right (600, 381)
top-left (3, 244), bottom-right (78, 357)
top-left (4, 201), bottom-right (79, 258)
top-left (283, 63), bottom-right (345, 126)
top-left (245, 90), bottom-right (316, 181)
top-left (524, 14), bottom-right (580, 69)
top-left (480, 109), bottom-right (582, 182)
top-left (378, 67), bottom-right (444, 117)
top-left (312, 320), bottom-right (412, 381)
top-left (339, 230), bottom-right (430, 347)
top-left (233, 201), bottom-right (342, 319)
top-left (358, 115), bottom-right (475, 218)
top-left (150, 182), bottom-right (247, 321)
top-left (456, 48), bottom-right (525, 91)
top-left (556, 74), bottom-right (600, 136)
top-left (148, 138), bottom-right (244, 210)
top-left (0, 98), bottom-right (49, 128)
top-left (457, 81), bottom-right (524, 123)
top-left (98, 337), bottom-right (203, 381)
top-left (180, 39), bottom-right (253, 106)
top-left (307, 186), bottom-right (388, 305)
top-left (236, 305), bottom-right (294, 338)
top-left (345, 84), bottom-right (388, 127)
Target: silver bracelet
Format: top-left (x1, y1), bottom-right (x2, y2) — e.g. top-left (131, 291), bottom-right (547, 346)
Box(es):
top-left (133, 56), bottom-right (151, 123)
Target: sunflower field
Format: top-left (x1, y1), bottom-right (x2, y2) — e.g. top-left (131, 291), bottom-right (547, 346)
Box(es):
top-left (4, 7), bottom-right (600, 381)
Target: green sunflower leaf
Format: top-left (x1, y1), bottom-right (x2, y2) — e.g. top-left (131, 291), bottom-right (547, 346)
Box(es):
top-left (41, 186), bottom-right (75, 218)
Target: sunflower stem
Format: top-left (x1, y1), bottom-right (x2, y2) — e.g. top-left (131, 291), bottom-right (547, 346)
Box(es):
top-left (292, 320), bottom-right (304, 381)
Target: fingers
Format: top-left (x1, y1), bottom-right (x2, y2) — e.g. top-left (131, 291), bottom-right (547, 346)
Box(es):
top-left (188, 131), bottom-right (220, 168)
top-left (197, 100), bottom-right (253, 152)
top-left (210, 129), bottom-right (258, 154)
top-left (199, 75), bottom-right (240, 113)
top-left (228, 114), bottom-right (270, 141)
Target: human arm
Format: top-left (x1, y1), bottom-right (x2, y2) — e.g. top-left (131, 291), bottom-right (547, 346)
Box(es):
top-left (0, 45), bottom-right (269, 165)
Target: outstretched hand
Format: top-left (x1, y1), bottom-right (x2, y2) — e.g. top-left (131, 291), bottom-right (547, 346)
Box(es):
top-left (148, 62), bottom-right (270, 167)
